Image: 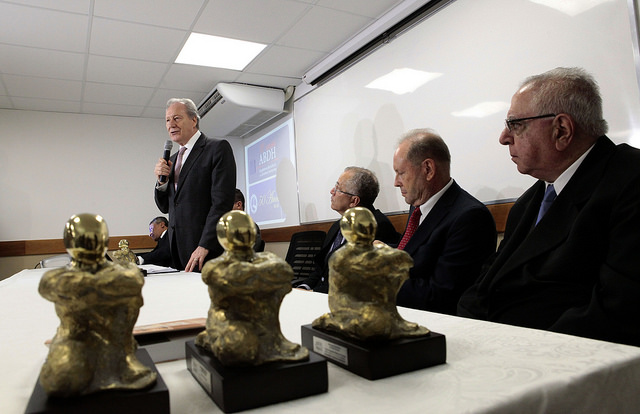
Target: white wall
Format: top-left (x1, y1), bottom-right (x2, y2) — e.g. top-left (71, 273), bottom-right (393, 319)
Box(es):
top-left (0, 108), bottom-right (247, 242)
top-left (1, 109), bottom-right (170, 240)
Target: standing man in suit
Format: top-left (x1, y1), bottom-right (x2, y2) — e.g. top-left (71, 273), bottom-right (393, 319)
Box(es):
top-left (294, 166), bottom-right (400, 293)
top-left (154, 98), bottom-right (236, 272)
top-left (393, 129), bottom-right (496, 314)
top-left (458, 67), bottom-right (640, 347)
top-left (137, 216), bottom-right (172, 267)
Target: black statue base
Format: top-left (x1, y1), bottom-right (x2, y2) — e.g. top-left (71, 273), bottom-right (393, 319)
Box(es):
top-left (185, 340), bottom-right (327, 413)
top-left (301, 324), bottom-right (446, 380)
top-left (25, 348), bottom-right (169, 414)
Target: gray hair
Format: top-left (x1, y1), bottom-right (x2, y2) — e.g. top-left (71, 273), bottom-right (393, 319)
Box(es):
top-left (343, 166), bottom-right (380, 206)
top-left (166, 98), bottom-right (200, 129)
top-left (399, 129), bottom-right (451, 176)
top-left (521, 67), bottom-right (608, 137)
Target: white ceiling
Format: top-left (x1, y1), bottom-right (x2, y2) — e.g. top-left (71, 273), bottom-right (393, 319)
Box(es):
top-left (0, 0), bottom-right (408, 119)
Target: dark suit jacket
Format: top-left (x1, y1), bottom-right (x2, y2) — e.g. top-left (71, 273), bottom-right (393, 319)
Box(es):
top-left (155, 133), bottom-right (236, 270)
top-left (458, 136), bottom-right (640, 346)
top-left (396, 180), bottom-right (497, 315)
top-left (139, 232), bottom-right (171, 267)
top-left (295, 206), bottom-right (400, 293)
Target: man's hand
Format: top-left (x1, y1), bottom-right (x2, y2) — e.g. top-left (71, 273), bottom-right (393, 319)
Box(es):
top-left (185, 246), bottom-right (209, 272)
top-left (154, 158), bottom-right (172, 184)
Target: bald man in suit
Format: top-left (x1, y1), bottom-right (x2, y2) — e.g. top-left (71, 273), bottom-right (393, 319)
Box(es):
top-left (392, 129), bottom-right (496, 315)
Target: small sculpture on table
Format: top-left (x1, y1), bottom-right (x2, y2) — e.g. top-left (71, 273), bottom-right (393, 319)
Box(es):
top-left (312, 206), bottom-right (430, 340)
top-left (302, 207), bottom-right (445, 380)
top-left (112, 239), bottom-right (138, 265)
top-left (195, 210), bottom-right (308, 365)
top-left (37, 214), bottom-right (157, 397)
top-left (186, 210), bottom-right (327, 413)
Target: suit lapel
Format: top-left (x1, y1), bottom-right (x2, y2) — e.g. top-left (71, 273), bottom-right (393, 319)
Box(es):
top-left (324, 221), bottom-right (341, 250)
top-left (402, 181), bottom-right (459, 255)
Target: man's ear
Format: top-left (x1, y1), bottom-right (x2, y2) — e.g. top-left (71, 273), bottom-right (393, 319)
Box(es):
top-left (554, 114), bottom-right (574, 151)
top-left (423, 158), bottom-right (436, 180)
top-left (350, 196), bottom-right (361, 208)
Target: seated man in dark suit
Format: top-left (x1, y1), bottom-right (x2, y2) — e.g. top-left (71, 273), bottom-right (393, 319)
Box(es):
top-left (392, 130), bottom-right (497, 315)
top-left (294, 166), bottom-right (400, 293)
top-left (232, 188), bottom-right (264, 252)
top-left (137, 216), bottom-right (172, 267)
top-left (458, 67), bottom-right (640, 347)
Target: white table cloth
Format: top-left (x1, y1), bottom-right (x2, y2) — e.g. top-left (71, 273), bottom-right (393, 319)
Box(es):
top-left (2, 269), bottom-right (640, 413)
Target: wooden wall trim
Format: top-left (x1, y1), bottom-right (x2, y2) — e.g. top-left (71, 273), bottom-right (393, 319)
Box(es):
top-left (0, 235), bottom-right (156, 258)
top-left (262, 201), bottom-right (513, 243)
top-left (0, 202), bottom-right (514, 257)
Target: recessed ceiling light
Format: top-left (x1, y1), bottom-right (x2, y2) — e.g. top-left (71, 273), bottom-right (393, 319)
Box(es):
top-left (175, 33), bottom-right (267, 70)
top-left (365, 68), bottom-right (442, 95)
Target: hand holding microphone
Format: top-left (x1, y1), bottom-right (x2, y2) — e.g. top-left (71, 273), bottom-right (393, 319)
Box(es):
top-left (156, 140), bottom-right (173, 184)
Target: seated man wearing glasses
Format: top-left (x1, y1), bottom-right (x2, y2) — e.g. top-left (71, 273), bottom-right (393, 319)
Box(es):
top-left (458, 67), bottom-right (640, 347)
top-left (293, 166), bottom-right (400, 293)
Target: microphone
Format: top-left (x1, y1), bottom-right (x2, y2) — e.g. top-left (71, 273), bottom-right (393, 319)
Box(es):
top-left (160, 140), bottom-right (173, 182)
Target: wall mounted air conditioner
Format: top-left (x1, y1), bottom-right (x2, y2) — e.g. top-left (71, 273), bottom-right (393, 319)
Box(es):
top-left (198, 83), bottom-right (286, 138)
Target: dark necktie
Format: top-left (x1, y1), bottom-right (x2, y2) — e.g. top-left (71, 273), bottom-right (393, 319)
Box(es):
top-left (398, 207), bottom-right (421, 250)
top-left (174, 146), bottom-right (187, 191)
top-left (535, 184), bottom-right (556, 225)
top-left (330, 232), bottom-right (343, 252)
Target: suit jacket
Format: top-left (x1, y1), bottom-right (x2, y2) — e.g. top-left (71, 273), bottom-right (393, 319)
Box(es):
top-left (296, 206), bottom-right (400, 293)
top-left (155, 133), bottom-right (236, 270)
top-left (396, 180), bottom-right (497, 315)
top-left (139, 232), bottom-right (171, 267)
top-left (458, 136), bottom-right (640, 346)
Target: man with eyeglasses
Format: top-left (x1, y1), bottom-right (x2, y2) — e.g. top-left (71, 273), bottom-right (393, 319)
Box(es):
top-left (293, 166), bottom-right (400, 293)
top-left (458, 67), bottom-right (640, 347)
top-left (392, 129), bottom-right (497, 314)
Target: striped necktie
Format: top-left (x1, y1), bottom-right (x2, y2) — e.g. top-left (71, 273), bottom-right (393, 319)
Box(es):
top-left (398, 207), bottom-right (421, 250)
top-left (174, 146), bottom-right (187, 190)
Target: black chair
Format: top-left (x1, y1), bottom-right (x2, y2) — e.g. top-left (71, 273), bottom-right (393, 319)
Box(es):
top-left (285, 230), bottom-right (326, 282)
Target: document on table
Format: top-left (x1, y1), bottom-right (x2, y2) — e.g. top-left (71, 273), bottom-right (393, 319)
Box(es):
top-left (139, 264), bottom-right (179, 274)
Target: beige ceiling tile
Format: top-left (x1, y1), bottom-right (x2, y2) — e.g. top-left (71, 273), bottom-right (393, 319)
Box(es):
top-left (86, 55), bottom-right (169, 87)
top-left (0, 3), bottom-right (88, 52)
top-left (90, 18), bottom-right (187, 62)
top-left (93, 0), bottom-right (205, 29)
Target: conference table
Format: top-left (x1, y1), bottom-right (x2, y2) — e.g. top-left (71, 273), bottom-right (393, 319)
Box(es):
top-left (2, 268), bottom-right (640, 413)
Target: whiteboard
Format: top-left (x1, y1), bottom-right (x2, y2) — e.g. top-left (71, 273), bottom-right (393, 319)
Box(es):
top-left (294, 0), bottom-right (640, 224)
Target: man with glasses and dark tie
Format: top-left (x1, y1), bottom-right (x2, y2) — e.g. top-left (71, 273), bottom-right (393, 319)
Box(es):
top-left (293, 166), bottom-right (400, 293)
top-left (458, 67), bottom-right (640, 347)
top-left (392, 129), bottom-right (496, 314)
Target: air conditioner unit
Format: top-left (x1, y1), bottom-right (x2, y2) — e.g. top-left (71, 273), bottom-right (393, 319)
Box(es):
top-left (198, 83), bottom-right (286, 138)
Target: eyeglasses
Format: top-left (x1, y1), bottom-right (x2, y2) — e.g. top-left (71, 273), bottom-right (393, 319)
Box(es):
top-left (504, 113), bottom-right (556, 133)
top-left (333, 183), bottom-right (358, 197)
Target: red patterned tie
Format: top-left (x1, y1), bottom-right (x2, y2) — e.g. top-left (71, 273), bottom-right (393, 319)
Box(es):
top-left (174, 146), bottom-right (187, 191)
top-left (398, 207), bottom-right (421, 250)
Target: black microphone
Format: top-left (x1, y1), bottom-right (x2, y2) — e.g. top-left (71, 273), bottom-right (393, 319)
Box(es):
top-left (160, 139), bottom-right (173, 182)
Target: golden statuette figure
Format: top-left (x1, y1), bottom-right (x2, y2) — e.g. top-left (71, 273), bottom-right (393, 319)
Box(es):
top-left (195, 210), bottom-right (309, 366)
top-left (312, 207), bottom-right (430, 341)
top-left (38, 213), bottom-right (156, 397)
top-left (112, 239), bottom-right (138, 265)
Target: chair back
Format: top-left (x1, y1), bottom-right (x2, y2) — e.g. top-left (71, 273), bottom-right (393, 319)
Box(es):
top-left (285, 231), bottom-right (326, 281)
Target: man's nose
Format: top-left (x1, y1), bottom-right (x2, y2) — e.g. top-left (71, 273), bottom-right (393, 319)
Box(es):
top-left (499, 128), bottom-right (513, 145)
